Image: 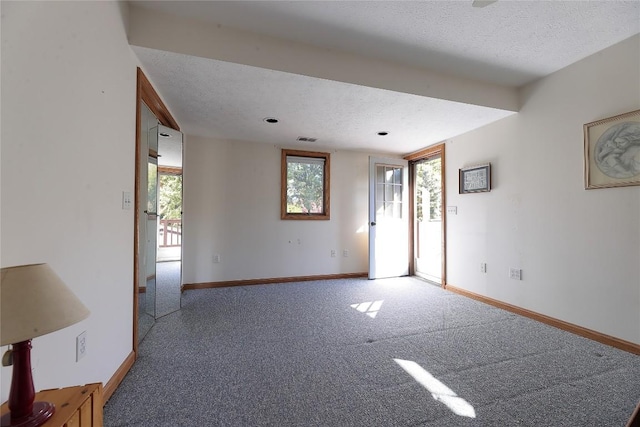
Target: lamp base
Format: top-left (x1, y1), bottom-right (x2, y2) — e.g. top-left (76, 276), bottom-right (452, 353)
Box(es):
top-left (0, 401), bottom-right (54, 427)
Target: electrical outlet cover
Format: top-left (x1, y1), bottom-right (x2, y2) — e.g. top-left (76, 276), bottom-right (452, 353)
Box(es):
top-left (76, 331), bottom-right (87, 362)
top-left (509, 268), bottom-right (522, 280)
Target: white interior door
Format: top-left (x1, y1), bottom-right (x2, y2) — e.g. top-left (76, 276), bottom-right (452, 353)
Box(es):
top-left (369, 157), bottom-right (409, 279)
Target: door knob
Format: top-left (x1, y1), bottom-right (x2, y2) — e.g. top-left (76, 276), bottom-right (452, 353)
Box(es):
top-left (370, 221), bottom-right (376, 226)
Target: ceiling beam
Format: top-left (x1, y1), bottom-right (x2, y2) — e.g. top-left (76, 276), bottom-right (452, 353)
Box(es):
top-left (127, 4), bottom-right (519, 113)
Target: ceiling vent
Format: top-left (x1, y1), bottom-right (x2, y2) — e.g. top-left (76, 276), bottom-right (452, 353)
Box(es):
top-left (297, 136), bottom-right (317, 142)
top-left (472, 0), bottom-right (497, 7)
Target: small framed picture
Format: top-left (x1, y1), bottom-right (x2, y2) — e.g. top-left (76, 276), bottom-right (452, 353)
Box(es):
top-left (459, 163), bottom-right (491, 194)
top-left (584, 109), bottom-right (640, 189)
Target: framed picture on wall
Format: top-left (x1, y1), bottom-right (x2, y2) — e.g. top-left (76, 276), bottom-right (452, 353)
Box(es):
top-left (459, 163), bottom-right (491, 194)
top-left (584, 109), bottom-right (640, 189)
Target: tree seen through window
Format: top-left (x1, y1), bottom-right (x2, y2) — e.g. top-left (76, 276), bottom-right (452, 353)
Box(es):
top-left (281, 149), bottom-right (330, 220)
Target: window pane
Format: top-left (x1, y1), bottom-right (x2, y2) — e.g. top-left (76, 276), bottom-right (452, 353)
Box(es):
top-left (385, 167), bottom-right (394, 183)
top-left (393, 167), bottom-right (402, 184)
top-left (385, 184), bottom-right (394, 202)
top-left (394, 184), bottom-right (402, 202)
top-left (287, 159), bottom-right (324, 213)
top-left (377, 183), bottom-right (385, 203)
top-left (377, 165), bottom-right (385, 184)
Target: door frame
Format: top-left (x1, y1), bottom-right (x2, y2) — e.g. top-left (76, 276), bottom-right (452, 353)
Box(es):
top-left (134, 68), bottom-right (180, 356)
top-left (404, 143), bottom-right (446, 288)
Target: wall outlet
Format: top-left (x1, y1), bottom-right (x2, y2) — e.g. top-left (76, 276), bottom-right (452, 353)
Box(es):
top-left (330, 249), bottom-right (336, 258)
top-left (480, 263), bottom-right (487, 273)
top-left (213, 254), bottom-right (221, 263)
top-left (509, 268), bottom-right (522, 280)
top-left (76, 331), bottom-right (87, 362)
top-left (343, 249), bottom-right (349, 258)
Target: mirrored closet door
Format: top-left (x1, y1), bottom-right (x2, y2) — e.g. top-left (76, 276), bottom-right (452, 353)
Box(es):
top-left (155, 124), bottom-right (183, 318)
top-left (137, 103), bottom-right (183, 345)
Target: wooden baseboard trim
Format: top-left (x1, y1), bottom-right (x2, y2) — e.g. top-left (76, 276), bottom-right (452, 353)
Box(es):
top-left (183, 272), bottom-right (368, 290)
top-left (103, 351), bottom-right (135, 404)
top-left (445, 284), bottom-right (640, 355)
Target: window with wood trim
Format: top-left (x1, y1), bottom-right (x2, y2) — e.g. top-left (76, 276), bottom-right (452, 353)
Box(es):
top-left (281, 149), bottom-right (330, 220)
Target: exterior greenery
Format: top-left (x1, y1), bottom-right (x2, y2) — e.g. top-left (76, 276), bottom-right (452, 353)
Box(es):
top-left (159, 174), bottom-right (182, 219)
top-left (286, 159), bottom-right (324, 214)
top-left (416, 157), bottom-right (442, 222)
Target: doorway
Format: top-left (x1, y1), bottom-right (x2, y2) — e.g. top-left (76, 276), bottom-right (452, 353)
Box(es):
top-left (407, 144), bottom-right (446, 286)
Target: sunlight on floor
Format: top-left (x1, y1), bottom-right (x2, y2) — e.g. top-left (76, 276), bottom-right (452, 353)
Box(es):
top-left (394, 358), bottom-right (476, 418)
top-left (351, 300), bottom-right (384, 318)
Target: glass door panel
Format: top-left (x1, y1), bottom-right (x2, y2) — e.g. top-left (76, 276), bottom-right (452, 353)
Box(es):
top-left (414, 155), bottom-right (442, 283)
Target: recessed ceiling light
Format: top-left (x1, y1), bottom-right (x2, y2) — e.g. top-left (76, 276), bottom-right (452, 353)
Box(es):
top-left (378, 131), bottom-right (389, 136)
top-left (263, 117), bottom-right (279, 124)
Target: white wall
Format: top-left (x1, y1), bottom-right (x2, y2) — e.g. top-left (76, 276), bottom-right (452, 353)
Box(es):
top-left (1, 1), bottom-right (137, 400)
top-left (446, 35), bottom-right (640, 344)
top-left (182, 137), bottom-right (374, 284)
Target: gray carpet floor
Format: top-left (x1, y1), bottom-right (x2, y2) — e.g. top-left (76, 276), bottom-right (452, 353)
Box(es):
top-left (106, 277), bottom-right (640, 426)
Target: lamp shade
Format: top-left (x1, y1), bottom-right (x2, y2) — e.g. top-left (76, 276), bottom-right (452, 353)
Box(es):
top-left (1, 264), bottom-right (90, 346)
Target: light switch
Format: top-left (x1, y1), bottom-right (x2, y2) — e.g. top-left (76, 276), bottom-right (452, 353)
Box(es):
top-left (122, 191), bottom-right (132, 210)
top-left (447, 206), bottom-right (457, 215)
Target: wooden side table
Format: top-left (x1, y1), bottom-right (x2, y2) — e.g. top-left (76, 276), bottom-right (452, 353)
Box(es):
top-left (1, 383), bottom-right (103, 427)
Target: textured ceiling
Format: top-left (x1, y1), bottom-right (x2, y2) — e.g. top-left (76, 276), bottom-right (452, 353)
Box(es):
top-left (130, 1), bottom-right (640, 155)
top-left (133, 0), bottom-right (640, 87)
top-left (134, 46), bottom-right (514, 154)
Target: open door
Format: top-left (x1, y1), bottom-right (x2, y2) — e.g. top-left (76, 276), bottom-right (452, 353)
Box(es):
top-left (407, 143), bottom-right (446, 287)
top-left (369, 157), bottom-right (409, 279)
top-left (413, 154), bottom-right (443, 284)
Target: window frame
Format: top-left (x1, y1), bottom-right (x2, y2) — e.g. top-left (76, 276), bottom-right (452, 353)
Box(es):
top-left (281, 149), bottom-right (331, 220)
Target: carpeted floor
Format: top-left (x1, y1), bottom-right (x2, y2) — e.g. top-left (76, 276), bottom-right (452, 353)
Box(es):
top-left (106, 277), bottom-right (640, 426)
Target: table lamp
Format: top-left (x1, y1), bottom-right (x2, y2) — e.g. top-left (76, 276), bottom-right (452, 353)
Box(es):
top-left (1, 264), bottom-right (90, 427)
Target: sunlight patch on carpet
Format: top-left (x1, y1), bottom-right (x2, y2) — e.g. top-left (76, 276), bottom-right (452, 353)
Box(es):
top-left (394, 358), bottom-right (476, 418)
top-left (351, 300), bottom-right (384, 318)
